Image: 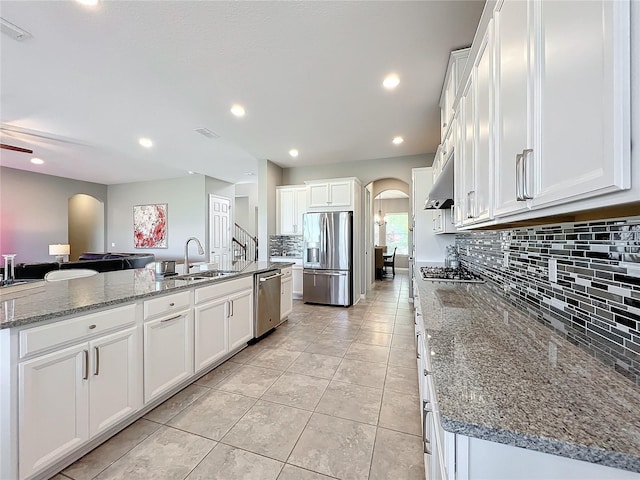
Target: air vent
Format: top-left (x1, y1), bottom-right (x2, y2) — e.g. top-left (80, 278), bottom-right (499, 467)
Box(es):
top-left (1, 17), bottom-right (32, 41)
top-left (194, 127), bottom-right (220, 139)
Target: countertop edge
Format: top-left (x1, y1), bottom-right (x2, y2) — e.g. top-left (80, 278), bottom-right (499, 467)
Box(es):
top-left (1, 262), bottom-right (289, 330)
top-left (440, 415), bottom-right (640, 473)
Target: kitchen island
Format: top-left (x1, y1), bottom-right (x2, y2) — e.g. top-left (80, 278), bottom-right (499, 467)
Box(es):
top-left (0, 261), bottom-right (292, 480)
top-left (414, 272), bottom-right (640, 479)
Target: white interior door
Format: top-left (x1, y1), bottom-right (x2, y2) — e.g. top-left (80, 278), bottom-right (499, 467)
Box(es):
top-left (209, 194), bottom-right (232, 267)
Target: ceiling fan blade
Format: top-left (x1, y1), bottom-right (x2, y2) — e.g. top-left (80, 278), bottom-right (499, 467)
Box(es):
top-left (0, 143), bottom-right (33, 154)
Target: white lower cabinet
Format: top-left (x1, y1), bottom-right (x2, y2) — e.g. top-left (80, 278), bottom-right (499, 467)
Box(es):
top-left (280, 267), bottom-right (293, 320)
top-left (227, 288), bottom-right (253, 351)
top-left (18, 305), bottom-right (141, 480)
top-left (292, 265), bottom-right (303, 299)
top-left (194, 297), bottom-right (227, 373)
top-left (88, 327), bottom-right (141, 437)
top-left (18, 344), bottom-right (89, 480)
top-left (193, 276), bottom-right (253, 373)
top-left (143, 310), bottom-right (193, 403)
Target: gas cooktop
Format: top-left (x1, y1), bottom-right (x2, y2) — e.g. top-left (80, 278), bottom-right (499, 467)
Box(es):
top-left (420, 266), bottom-right (484, 283)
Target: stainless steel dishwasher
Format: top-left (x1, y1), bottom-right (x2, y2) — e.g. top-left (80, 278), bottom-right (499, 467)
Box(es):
top-left (253, 269), bottom-right (282, 339)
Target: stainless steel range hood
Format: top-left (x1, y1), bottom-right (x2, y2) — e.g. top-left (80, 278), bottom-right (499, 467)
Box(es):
top-left (425, 158), bottom-right (454, 209)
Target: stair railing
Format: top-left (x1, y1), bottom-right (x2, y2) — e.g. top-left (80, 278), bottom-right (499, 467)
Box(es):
top-left (232, 223), bottom-right (258, 261)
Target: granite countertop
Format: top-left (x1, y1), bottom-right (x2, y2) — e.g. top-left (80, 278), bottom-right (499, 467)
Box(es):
top-left (0, 261), bottom-right (293, 329)
top-left (416, 276), bottom-right (640, 473)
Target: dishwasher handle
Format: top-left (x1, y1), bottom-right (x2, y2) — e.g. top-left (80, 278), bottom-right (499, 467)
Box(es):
top-left (260, 272), bottom-right (283, 282)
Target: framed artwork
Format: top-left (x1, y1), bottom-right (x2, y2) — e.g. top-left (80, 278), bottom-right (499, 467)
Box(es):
top-left (133, 204), bottom-right (168, 248)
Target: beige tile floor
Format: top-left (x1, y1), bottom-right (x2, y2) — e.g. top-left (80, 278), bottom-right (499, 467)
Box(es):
top-left (53, 272), bottom-right (424, 480)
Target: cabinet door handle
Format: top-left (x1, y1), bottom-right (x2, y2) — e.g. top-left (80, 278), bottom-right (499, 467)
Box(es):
top-left (516, 153), bottom-right (525, 201)
top-left (450, 205), bottom-right (455, 225)
top-left (423, 401), bottom-right (432, 455)
top-left (160, 314), bottom-right (182, 323)
top-left (94, 346), bottom-right (100, 376)
top-left (466, 191), bottom-right (475, 218)
top-left (230, 300), bottom-right (234, 317)
top-left (83, 349), bottom-right (89, 380)
top-left (522, 149), bottom-right (534, 199)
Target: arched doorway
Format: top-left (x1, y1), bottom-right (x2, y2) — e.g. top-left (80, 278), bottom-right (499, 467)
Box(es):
top-left (365, 178), bottom-right (410, 287)
top-left (68, 194), bottom-right (105, 260)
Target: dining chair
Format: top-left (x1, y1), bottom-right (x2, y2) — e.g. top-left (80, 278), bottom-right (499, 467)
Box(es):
top-left (383, 247), bottom-right (397, 277)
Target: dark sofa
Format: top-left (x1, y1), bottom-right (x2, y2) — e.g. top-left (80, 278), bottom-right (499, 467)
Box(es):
top-left (12, 253), bottom-right (155, 279)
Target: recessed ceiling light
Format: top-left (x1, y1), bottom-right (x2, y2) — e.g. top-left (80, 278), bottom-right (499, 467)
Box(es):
top-left (289, 149), bottom-right (299, 158)
top-left (30, 157), bottom-right (44, 165)
top-left (383, 74), bottom-right (400, 90)
top-left (230, 104), bottom-right (246, 117)
top-left (188, 171), bottom-right (195, 175)
top-left (392, 136), bottom-right (404, 145)
top-left (138, 137), bottom-right (153, 148)
top-left (75, 0), bottom-right (99, 6)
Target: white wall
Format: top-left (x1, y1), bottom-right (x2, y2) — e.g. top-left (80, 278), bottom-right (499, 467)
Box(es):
top-left (0, 167), bottom-right (107, 263)
top-left (235, 182), bottom-right (258, 236)
top-left (258, 160), bottom-right (282, 260)
top-left (412, 167), bottom-right (454, 263)
top-left (282, 153), bottom-right (433, 186)
top-left (107, 175), bottom-right (208, 263)
top-left (68, 194), bottom-right (105, 261)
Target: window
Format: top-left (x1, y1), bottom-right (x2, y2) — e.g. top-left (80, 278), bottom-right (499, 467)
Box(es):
top-left (384, 213), bottom-right (408, 255)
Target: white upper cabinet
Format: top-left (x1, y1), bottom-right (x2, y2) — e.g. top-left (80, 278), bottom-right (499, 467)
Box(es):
top-left (440, 48), bottom-right (471, 139)
top-left (493, 0), bottom-right (533, 217)
top-left (459, 78), bottom-right (476, 225)
top-left (531, 0), bottom-right (630, 208)
top-left (472, 24), bottom-right (494, 224)
top-left (276, 185), bottom-right (307, 235)
top-left (455, 0), bottom-right (631, 227)
top-left (306, 178), bottom-right (359, 211)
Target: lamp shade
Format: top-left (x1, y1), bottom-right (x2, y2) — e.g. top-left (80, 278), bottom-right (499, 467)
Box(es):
top-left (49, 244), bottom-right (70, 256)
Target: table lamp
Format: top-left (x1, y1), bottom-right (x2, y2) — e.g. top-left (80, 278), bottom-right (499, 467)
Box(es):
top-left (49, 244), bottom-right (70, 263)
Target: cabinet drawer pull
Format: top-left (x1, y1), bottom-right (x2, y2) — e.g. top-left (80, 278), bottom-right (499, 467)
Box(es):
top-left (88, 324), bottom-right (96, 330)
top-left (160, 314), bottom-right (182, 323)
top-left (169, 302), bottom-right (175, 307)
top-left (94, 346), bottom-right (100, 376)
top-left (83, 349), bottom-right (89, 380)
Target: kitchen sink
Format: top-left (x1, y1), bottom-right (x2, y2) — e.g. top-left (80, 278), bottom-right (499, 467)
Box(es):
top-left (172, 270), bottom-right (237, 281)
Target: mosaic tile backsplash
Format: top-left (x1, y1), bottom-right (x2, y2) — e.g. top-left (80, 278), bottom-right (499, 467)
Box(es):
top-left (269, 235), bottom-right (303, 258)
top-left (456, 216), bottom-right (640, 386)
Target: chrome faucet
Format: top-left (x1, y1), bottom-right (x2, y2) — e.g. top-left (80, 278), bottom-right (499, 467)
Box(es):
top-left (184, 237), bottom-right (205, 274)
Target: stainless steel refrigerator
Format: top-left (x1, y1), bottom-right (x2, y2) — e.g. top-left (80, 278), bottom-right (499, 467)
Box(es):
top-left (303, 211), bottom-right (353, 306)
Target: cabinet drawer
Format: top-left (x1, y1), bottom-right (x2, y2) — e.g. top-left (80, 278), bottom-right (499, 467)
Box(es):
top-left (19, 304), bottom-right (137, 358)
top-left (280, 267), bottom-right (292, 279)
top-left (195, 276), bottom-right (253, 304)
top-left (144, 291), bottom-right (191, 319)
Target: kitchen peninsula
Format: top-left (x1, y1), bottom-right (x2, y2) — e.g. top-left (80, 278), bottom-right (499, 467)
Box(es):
top-left (0, 261), bottom-right (292, 480)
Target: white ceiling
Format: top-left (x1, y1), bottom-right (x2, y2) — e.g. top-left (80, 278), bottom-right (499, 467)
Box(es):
top-left (0, 1), bottom-right (484, 186)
